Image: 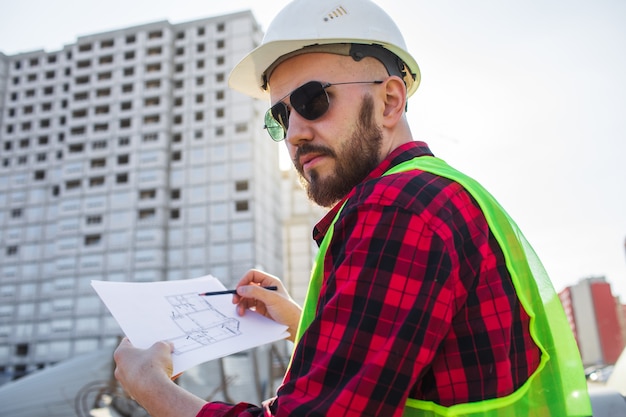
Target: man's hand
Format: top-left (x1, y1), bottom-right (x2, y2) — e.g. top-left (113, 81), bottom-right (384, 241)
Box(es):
top-left (114, 338), bottom-right (174, 396)
top-left (113, 338), bottom-right (205, 417)
top-left (233, 269), bottom-right (303, 342)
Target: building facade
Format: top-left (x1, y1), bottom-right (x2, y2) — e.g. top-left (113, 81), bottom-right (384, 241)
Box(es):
top-left (0, 11), bottom-right (284, 383)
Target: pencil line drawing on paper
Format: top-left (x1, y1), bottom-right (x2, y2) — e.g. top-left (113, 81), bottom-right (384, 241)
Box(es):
top-left (165, 292), bottom-right (241, 355)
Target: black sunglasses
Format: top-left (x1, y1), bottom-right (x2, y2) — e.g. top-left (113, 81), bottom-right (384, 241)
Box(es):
top-left (264, 80), bottom-right (383, 141)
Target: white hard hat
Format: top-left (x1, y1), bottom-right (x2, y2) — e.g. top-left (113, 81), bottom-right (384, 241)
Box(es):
top-left (228, 0), bottom-right (420, 100)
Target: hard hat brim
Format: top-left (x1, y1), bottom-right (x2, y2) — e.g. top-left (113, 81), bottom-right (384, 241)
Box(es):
top-left (228, 39), bottom-right (420, 101)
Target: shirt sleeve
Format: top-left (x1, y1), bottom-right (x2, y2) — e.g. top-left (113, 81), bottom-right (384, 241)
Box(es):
top-left (196, 401), bottom-right (262, 417)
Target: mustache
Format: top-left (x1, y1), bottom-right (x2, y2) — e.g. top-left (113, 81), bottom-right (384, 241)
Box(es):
top-left (293, 144), bottom-right (337, 166)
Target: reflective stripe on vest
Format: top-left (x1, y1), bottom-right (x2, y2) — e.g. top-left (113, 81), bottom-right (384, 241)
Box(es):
top-left (294, 156), bottom-right (591, 416)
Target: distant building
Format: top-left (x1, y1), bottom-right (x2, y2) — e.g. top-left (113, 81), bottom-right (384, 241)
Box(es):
top-left (0, 11), bottom-right (284, 383)
top-left (559, 277), bottom-right (626, 366)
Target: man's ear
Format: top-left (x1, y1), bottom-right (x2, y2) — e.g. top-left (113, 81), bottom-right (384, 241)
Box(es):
top-left (382, 76), bottom-right (407, 128)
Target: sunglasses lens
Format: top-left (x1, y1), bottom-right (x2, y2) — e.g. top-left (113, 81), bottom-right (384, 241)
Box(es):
top-left (264, 104), bottom-right (288, 141)
top-left (292, 82), bottom-right (329, 120)
top-left (263, 81), bottom-right (331, 141)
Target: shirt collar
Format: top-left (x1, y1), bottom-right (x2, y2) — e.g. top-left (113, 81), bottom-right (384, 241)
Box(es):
top-left (312, 140), bottom-right (434, 243)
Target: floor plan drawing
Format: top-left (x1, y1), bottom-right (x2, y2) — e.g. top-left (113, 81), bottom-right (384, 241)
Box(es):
top-left (92, 276), bottom-right (289, 374)
top-left (165, 292), bottom-right (241, 355)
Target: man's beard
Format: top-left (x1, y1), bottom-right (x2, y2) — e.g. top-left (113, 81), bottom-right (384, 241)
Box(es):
top-left (293, 95), bottom-right (383, 208)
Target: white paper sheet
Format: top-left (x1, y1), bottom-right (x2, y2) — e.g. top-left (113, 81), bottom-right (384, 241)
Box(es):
top-left (92, 275), bottom-right (289, 374)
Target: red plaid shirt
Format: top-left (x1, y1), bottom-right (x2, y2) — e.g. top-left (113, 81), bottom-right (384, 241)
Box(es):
top-left (198, 141), bottom-right (541, 417)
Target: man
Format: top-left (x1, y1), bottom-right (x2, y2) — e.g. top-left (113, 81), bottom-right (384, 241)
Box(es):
top-left (114, 0), bottom-right (591, 416)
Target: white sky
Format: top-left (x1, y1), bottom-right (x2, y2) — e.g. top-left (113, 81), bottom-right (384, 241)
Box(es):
top-left (1, 0), bottom-right (625, 298)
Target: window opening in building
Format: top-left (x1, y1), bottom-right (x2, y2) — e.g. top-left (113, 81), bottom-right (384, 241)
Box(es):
top-left (69, 143), bottom-right (84, 153)
top-left (146, 46), bottom-right (162, 55)
top-left (145, 79), bottom-right (161, 89)
top-left (90, 177), bottom-right (105, 187)
top-left (85, 234), bottom-right (101, 246)
top-left (139, 189), bottom-right (156, 200)
top-left (95, 105), bottom-right (109, 115)
top-left (138, 208), bottom-right (156, 219)
top-left (143, 115), bottom-right (160, 124)
top-left (144, 97), bottom-right (160, 107)
top-left (72, 109), bottom-right (87, 119)
top-left (86, 215), bottom-right (102, 225)
top-left (66, 180), bottom-right (81, 189)
top-left (146, 63), bottom-right (161, 72)
top-left (235, 180), bottom-right (249, 192)
top-left (16, 343), bottom-right (29, 357)
top-left (99, 55), bottom-right (113, 65)
top-left (235, 200), bottom-right (249, 212)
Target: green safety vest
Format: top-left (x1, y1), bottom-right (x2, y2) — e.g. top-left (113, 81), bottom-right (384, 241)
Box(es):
top-left (294, 156), bottom-right (591, 416)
